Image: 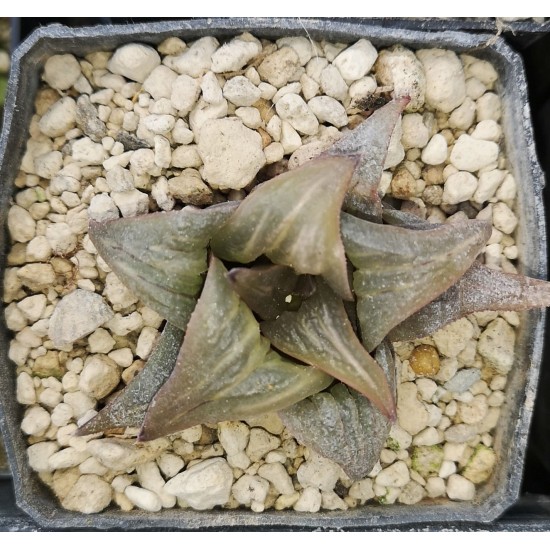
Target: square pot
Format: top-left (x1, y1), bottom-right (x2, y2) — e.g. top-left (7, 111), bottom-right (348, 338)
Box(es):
top-left (0, 18), bottom-right (546, 530)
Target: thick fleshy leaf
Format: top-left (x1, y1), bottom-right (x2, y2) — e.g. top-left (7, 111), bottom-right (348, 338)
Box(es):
top-left (138, 257), bottom-right (330, 441)
top-left (279, 342), bottom-right (396, 480)
top-left (382, 202), bottom-right (437, 230)
top-left (89, 202), bottom-right (238, 330)
top-left (325, 98), bottom-right (409, 222)
top-left (227, 264), bottom-right (315, 320)
top-left (210, 156), bottom-right (356, 300)
top-left (341, 212), bottom-right (491, 351)
top-left (261, 280), bottom-right (395, 420)
top-left (76, 323), bottom-right (184, 435)
top-left (173, 350), bottom-right (332, 429)
top-left (389, 263), bottom-right (550, 341)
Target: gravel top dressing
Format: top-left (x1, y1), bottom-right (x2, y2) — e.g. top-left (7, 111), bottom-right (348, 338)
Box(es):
top-left (2, 30), bottom-right (527, 516)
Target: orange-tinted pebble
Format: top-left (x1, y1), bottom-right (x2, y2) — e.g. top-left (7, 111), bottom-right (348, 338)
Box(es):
top-left (409, 344), bottom-right (440, 376)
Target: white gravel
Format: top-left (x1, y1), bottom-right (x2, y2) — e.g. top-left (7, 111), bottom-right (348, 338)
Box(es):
top-left (164, 457), bottom-right (233, 510)
top-left (421, 133), bottom-right (448, 165)
top-left (417, 48), bottom-right (466, 113)
top-left (3, 33), bottom-right (518, 516)
top-left (108, 44), bottom-right (160, 83)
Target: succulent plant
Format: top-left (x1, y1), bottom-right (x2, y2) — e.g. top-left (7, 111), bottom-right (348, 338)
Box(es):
top-left (77, 98), bottom-right (550, 480)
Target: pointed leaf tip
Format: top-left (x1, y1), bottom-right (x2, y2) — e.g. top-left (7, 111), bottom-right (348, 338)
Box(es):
top-left (139, 257), bottom-right (331, 441)
top-left (326, 98), bottom-right (408, 222)
top-left (211, 156), bottom-right (356, 300)
top-left (139, 256), bottom-right (265, 440)
top-left (389, 263), bottom-right (550, 341)
top-left (89, 202), bottom-right (237, 330)
top-left (342, 213), bottom-right (491, 350)
top-left (76, 323), bottom-right (184, 436)
top-left (395, 95), bottom-right (411, 109)
top-left (262, 280), bottom-right (396, 420)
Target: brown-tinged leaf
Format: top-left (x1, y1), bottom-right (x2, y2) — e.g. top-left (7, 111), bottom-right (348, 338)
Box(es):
top-left (341, 212), bottom-right (491, 351)
top-left (325, 98), bottom-right (409, 222)
top-left (227, 264), bottom-right (315, 320)
top-left (382, 202), bottom-right (437, 229)
top-left (139, 257), bottom-right (330, 441)
top-left (279, 342), bottom-right (396, 480)
top-left (389, 263), bottom-right (550, 341)
top-left (261, 280), bottom-right (395, 420)
top-left (210, 156), bottom-right (356, 300)
top-left (76, 323), bottom-right (184, 435)
top-left (173, 350), bottom-right (332, 429)
top-left (89, 202), bottom-right (238, 330)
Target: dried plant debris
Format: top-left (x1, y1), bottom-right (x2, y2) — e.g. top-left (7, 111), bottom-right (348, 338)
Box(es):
top-left (4, 32), bottom-right (550, 515)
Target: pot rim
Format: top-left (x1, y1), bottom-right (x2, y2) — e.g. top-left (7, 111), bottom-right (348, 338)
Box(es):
top-left (0, 17), bottom-right (546, 530)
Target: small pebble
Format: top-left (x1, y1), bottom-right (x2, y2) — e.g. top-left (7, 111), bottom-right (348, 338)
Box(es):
top-left (125, 485), bottom-right (163, 512)
top-left (445, 369), bottom-right (481, 394)
top-left (397, 382), bottom-right (429, 436)
top-left (409, 345), bottom-right (440, 376)
top-left (43, 54), bottom-right (82, 91)
top-left (421, 134), bottom-right (448, 165)
top-left (333, 39), bottom-right (378, 80)
top-left (293, 487), bottom-right (322, 513)
top-left (417, 48), bottom-right (465, 113)
top-left (446, 474), bottom-right (475, 501)
top-left (450, 134), bottom-right (499, 172)
top-left (442, 172), bottom-right (478, 204)
top-left (79, 355), bottom-right (120, 399)
top-left (258, 47), bottom-right (300, 89)
top-left (108, 43), bottom-right (160, 83)
top-left (375, 461), bottom-right (410, 488)
top-left (375, 46), bottom-right (426, 112)
top-left (21, 406), bottom-right (51, 436)
top-left (246, 428), bottom-right (280, 463)
top-left (62, 475), bottom-right (112, 514)
top-left (477, 318), bottom-right (515, 374)
top-left (308, 96), bottom-right (348, 128)
top-left (232, 475), bottom-right (269, 512)
top-left (198, 118), bottom-right (265, 190)
top-left (212, 36), bottom-right (261, 73)
top-left (297, 452), bottom-right (342, 492)
top-left (164, 457), bottom-right (233, 511)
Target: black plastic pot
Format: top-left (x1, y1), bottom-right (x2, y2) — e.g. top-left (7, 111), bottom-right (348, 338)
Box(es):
top-left (0, 18), bottom-right (547, 530)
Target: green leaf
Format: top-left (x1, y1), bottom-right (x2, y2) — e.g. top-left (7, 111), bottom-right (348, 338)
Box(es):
top-left (76, 323), bottom-right (184, 435)
top-left (326, 98), bottom-right (409, 222)
top-left (227, 264), bottom-right (315, 320)
top-left (173, 350), bottom-right (332, 429)
top-left (139, 257), bottom-right (330, 441)
top-left (89, 202), bottom-right (237, 330)
top-left (389, 263), bottom-right (550, 341)
top-left (210, 156), bottom-right (356, 300)
top-left (262, 280), bottom-right (395, 420)
top-left (279, 342), bottom-right (396, 480)
top-left (382, 202), bottom-right (437, 230)
top-left (341, 212), bottom-right (491, 351)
